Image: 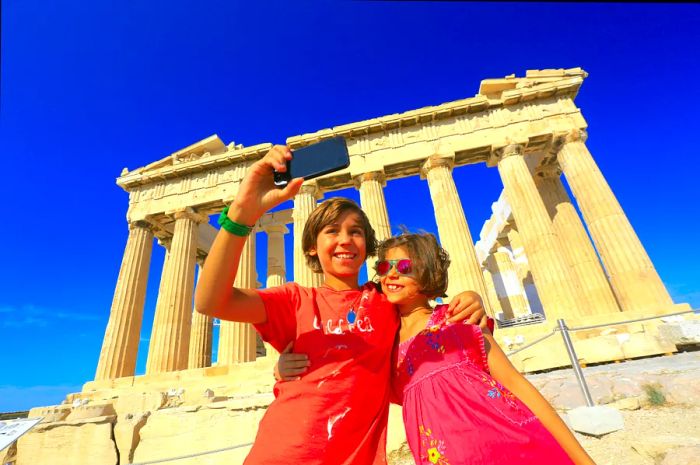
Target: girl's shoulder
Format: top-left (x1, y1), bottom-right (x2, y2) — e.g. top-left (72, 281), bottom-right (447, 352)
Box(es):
top-left (433, 304), bottom-right (489, 370)
top-left (431, 304), bottom-right (450, 325)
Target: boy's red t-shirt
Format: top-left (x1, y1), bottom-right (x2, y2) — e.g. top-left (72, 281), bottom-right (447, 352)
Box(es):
top-left (245, 281), bottom-right (398, 465)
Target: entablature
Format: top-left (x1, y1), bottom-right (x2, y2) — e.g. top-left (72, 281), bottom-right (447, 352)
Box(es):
top-left (120, 69), bottom-right (588, 223)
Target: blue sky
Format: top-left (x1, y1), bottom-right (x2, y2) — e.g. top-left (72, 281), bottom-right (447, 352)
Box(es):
top-left (1, 2), bottom-right (698, 412)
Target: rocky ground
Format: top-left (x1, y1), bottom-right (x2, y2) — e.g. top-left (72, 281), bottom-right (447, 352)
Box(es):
top-left (389, 351), bottom-right (700, 465)
top-left (577, 405), bottom-right (700, 465)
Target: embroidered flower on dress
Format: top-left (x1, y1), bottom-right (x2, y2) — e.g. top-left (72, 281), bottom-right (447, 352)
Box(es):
top-left (406, 357), bottom-right (415, 376)
top-left (419, 425), bottom-right (450, 465)
top-left (427, 447), bottom-right (442, 464)
top-left (481, 374), bottom-right (518, 409)
top-left (418, 325), bottom-right (445, 353)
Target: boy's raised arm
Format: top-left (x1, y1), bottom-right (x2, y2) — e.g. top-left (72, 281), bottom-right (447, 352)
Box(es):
top-left (194, 146), bottom-right (304, 324)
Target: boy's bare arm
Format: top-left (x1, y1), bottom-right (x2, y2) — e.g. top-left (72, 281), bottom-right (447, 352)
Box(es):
top-left (195, 228), bottom-right (267, 323)
top-left (446, 291), bottom-right (488, 327)
top-left (194, 146), bottom-right (303, 323)
top-left (483, 331), bottom-right (596, 465)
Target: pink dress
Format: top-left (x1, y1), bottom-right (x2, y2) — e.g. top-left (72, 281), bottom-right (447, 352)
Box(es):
top-left (392, 305), bottom-right (574, 465)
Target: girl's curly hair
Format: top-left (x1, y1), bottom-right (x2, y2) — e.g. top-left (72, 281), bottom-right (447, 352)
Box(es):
top-left (375, 230), bottom-right (450, 298)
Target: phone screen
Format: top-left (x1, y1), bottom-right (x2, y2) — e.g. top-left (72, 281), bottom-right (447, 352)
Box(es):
top-left (274, 137), bottom-right (350, 186)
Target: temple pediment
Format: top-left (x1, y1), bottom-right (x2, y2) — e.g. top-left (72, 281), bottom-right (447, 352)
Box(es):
top-left (122, 135), bottom-right (238, 177)
top-left (479, 67), bottom-right (588, 100)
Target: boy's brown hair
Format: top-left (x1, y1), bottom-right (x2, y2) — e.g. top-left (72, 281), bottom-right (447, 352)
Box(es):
top-left (301, 197), bottom-right (378, 273)
top-left (375, 232), bottom-right (450, 298)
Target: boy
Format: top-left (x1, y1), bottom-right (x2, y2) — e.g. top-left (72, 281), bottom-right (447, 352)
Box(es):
top-left (195, 146), bottom-right (485, 464)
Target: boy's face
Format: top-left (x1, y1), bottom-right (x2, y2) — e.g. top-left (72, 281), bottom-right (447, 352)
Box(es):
top-left (309, 210), bottom-right (367, 282)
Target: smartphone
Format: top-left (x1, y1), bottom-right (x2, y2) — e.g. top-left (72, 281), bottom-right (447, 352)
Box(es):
top-left (273, 137), bottom-right (350, 187)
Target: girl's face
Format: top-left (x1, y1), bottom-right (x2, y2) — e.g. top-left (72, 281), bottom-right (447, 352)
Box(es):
top-left (379, 246), bottom-right (427, 307)
top-left (309, 210), bottom-right (367, 288)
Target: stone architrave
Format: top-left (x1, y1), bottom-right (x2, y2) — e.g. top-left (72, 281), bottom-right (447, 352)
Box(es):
top-left (188, 259), bottom-right (213, 369)
top-left (495, 144), bottom-right (583, 320)
top-left (556, 130), bottom-right (674, 314)
top-left (486, 249), bottom-right (531, 319)
top-left (421, 155), bottom-right (490, 302)
top-left (293, 182), bottom-right (324, 287)
top-left (146, 209), bottom-right (205, 374)
top-left (355, 171), bottom-right (391, 275)
top-left (535, 165), bottom-right (620, 315)
top-left (218, 233), bottom-right (257, 364)
top-left (264, 224), bottom-right (288, 288)
top-left (95, 221), bottom-right (154, 380)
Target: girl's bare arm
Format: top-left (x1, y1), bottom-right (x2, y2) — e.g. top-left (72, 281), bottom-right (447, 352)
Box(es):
top-left (483, 331), bottom-right (596, 465)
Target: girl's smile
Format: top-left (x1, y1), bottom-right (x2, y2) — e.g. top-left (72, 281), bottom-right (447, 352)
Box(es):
top-left (379, 246), bottom-right (426, 309)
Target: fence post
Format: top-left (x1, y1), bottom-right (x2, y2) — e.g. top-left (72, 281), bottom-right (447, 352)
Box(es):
top-left (557, 318), bottom-right (594, 407)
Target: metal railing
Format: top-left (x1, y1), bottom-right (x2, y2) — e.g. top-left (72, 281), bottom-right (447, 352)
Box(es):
top-left (130, 441), bottom-right (253, 465)
top-left (505, 309), bottom-right (698, 409)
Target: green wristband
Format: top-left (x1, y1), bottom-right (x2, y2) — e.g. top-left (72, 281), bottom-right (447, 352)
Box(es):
top-left (218, 206), bottom-right (254, 237)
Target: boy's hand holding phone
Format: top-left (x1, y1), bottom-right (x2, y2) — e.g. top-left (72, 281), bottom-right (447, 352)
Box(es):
top-left (228, 145), bottom-right (304, 226)
top-left (227, 137), bottom-right (349, 226)
top-left (273, 137), bottom-right (350, 187)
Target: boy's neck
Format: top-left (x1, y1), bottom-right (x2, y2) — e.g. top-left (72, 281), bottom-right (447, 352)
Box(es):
top-left (322, 273), bottom-right (361, 291)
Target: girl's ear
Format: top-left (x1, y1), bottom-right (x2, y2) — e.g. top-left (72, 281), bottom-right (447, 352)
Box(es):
top-left (308, 248), bottom-right (317, 257)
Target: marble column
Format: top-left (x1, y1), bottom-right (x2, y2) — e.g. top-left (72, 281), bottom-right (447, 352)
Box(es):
top-left (505, 227), bottom-right (528, 281)
top-left (495, 145), bottom-right (583, 320)
top-left (557, 130), bottom-right (673, 314)
top-left (264, 224), bottom-right (288, 288)
top-left (95, 221), bottom-right (154, 380)
top-left (505, 227), bottom-right (544, 315)
top-left (218, 233), bottom-right (257, 364)
top-left (188, 258), bottom-right (213, 369)
top-left (481, 267), bottom-right (503, 319)
top-left (355, 171), bottom-right (391, 275)
top-left (293, 182), bottom-right (324, 287)
top-left (535, 165), bottom-right (621, 315)
top-left (421, 155), bottom-right (490, 302)
top-left (146, 209), bottom-right (204, 374)
top-left (262, 224), bottom-right (288, 355)
top-left (485, 249), bottom-right (531, 320)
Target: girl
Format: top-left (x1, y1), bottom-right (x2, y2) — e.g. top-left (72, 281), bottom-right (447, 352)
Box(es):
top-left (278, 232), bottom-right (596, 464)
top-left (194, 146), bottom-right (485, 465)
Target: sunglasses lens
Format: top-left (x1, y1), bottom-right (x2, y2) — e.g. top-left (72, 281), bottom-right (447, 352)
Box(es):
top-left (376, 261), bottom-right (391, 276)
top-left (397, 259), bottom-right (412, 275)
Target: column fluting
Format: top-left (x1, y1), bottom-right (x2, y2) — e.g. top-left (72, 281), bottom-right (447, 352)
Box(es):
top-left (95, 221), bottom-right (154, 380)
top-left (496, 145), bottom-right (583, 320)
top-left (145, 209), bottom-right (203, 374)
top-left (557, 130), bottom-right (674, 313)
top-left (355, 171), bottom-right (391, 275)
top-left (293, 182), bottom-right (324, 287)
top-left (486, 249), bottom-right (531, 319)
top-left (188, 259), bottom-right (213, 369)
top-left (535, 167), bottom-right (621, 315)
top-left (218, 233), bottom-right (258, 364)
top-left (421, 156), bottom-right (490, 302)
top-left (264, 224), bottom-right (288, 288)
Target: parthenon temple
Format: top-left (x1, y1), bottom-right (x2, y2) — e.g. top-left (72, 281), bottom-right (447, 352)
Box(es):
top-left (13, 68), bottom-right (694, 465)
top-left (93, 67), bottom-right (689, 382)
